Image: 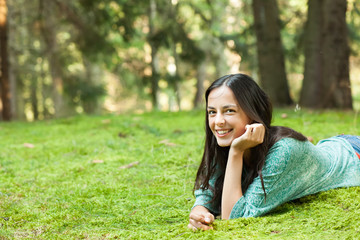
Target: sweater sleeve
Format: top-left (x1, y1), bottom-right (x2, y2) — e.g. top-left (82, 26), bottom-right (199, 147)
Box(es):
top-left (230, 138), bottom-right (314, 218)
top-left (192, 173), bottom-right (221, 215)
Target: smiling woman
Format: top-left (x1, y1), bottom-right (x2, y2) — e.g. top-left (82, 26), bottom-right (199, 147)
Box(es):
top-left (188, 73), bottom-right (360, 231)
top-left (207, 86), bottom-right (251, 147)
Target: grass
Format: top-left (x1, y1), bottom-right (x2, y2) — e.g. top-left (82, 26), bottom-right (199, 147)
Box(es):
top-left (0, 108), bottom-right (360, 239)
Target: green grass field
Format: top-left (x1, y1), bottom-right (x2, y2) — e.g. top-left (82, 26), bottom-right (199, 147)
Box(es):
top-left (1, 108), bottom-right (360, 239)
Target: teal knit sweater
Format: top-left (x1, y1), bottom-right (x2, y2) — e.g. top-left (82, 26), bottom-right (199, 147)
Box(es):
top-left (193, 137), bottom-right (360, 218)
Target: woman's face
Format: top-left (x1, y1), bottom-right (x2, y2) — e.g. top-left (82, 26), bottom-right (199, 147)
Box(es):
top-left (207, 86), bottom-right (251, 147)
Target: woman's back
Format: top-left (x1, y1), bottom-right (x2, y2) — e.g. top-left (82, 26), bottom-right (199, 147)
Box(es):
top-left (229, 137), bottom-right (360, 218)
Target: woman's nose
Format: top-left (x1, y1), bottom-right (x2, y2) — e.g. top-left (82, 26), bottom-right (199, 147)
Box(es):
top-left (215, 113), bottom-right (225, 126)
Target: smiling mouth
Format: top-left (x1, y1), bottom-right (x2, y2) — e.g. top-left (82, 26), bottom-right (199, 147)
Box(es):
top-left (216, 129), bottom-right (233, 136)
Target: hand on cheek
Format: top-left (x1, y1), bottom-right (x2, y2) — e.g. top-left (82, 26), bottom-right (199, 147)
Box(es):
top-left (231, 123), bottom-right (265, 152)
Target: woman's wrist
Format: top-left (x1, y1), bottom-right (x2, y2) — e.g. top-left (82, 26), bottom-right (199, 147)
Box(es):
top-left (229, 146), bottom-right (245, 159)
top-left (192, 205), bottom-right (209, 213)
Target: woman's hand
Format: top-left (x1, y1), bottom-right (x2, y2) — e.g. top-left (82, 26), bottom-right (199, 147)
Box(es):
top-left (231, 123), bottom-right (265, 153)
top-left (188, 205), bottom-right (214, 231)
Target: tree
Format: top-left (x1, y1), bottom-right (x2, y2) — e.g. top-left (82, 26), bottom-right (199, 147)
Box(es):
top-left (300, 0), bottom-right (352, 109)
top-left (39, 0), bottom-right (65, 117)
top-left (0, 0), bottom-right (11, 120)
top-left (148, 0), bottom-right (160, 109)
top-left (252, 0), bottom-right (293, 106)
top-left (180, 0), bottom-right (228, 108)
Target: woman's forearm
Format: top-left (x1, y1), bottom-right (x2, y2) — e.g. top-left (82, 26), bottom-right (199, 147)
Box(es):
top-left (221, 149), bottom-right (244, 219)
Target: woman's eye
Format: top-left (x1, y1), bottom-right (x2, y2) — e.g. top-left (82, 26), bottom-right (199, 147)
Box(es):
top-left (208, 110), bottom-right (216, 115)
top-left (226, 109), bottom-right (235, 113)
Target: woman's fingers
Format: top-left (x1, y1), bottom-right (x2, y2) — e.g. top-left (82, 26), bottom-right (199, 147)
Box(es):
top-left (188, 211), bottom-right (214, 231)
top-left (189, 218), bottom-right (205, 228)
top-left (245, 124), bottom-right (264, 142)
top-left (252, 124), bottom-right (265, 142)
top-left (199, 224), bottom-right (213, 230)
top-left (204, 212), bottom-right (215, 224)
top-left (188, 223), bottom-right (197, 231)
top-left (188, 219), bottom-right (213, 231)
top-left (189, 212), bottom-right (204, 222)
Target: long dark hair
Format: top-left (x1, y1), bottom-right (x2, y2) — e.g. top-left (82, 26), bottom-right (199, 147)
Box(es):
top-left (194, 74), bottom-right (307, 213)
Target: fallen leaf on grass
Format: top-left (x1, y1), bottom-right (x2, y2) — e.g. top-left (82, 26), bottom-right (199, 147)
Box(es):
top-left (119, 161), bottom-right (139, 170)
top-left (118, 132), bottom-right (127, 138)
top-left (92, 159), bottom-right (104, 163)
top-left (102, 119), bottom-right (111, 124)
top-left (23, 143), bottom-right (35, 148)
top-left (173, 129), bottom-right (183, 134)
top-left (159, 139), bottom-right (176, 146)
top-left (281, 113), bottom-right (288, 119)
top-left (129, 211), bottom-right (137, 215)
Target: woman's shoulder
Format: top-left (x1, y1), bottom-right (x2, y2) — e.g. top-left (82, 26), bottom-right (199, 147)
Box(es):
top-left (265, 138), bottom-right (311, 170)
top-left (270, 137), bottom-right (310, 153)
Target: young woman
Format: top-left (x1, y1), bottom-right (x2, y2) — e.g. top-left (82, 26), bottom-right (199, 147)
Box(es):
top-left (188, 73), bottom-right (360, 231)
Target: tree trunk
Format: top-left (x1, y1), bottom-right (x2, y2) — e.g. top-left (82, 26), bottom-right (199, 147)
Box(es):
top-left (210, 1), bottom-right (229, 78)
top-left (0, 0), bottom-right (11, 121)
top-left (39, 0), bottom-right (65, 117)
top-left (8, 0), bottom-right (27, 120)
top-left (172, 43), bottom-right (181, 111)
top-left (212, 37), bottom-right (228, 78)
top-left (150, 45), bottom-right (160, 109)
top-left (300, 0), bottom-right (352, 109)
top-left (149, 0), bottom-right (160, 109)
top-left (252, 0), bottom-right (292, 106)
top-left (30, 81), bottom-right (39, 120)
top-left (7, 0), bottom-right (16, 119)
top-left (193, 60), bottom-right (206, 108)
top-left (299, 0), bottom-right (322, 108)
top-left (82, 59), bottom-right (102, 114)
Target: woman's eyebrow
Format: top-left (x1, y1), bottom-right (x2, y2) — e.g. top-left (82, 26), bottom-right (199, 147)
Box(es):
top-left (223, 104), bottom-right (238, 108)
top-left (207, 104), bottom-right (238, 109)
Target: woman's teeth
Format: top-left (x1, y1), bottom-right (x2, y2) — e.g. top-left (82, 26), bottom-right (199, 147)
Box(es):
top-left (217, 130), bottom-right (230, 135)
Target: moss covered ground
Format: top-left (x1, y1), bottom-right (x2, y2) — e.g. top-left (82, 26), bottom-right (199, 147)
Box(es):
top-left (0, 109), bottom-right (359, 239)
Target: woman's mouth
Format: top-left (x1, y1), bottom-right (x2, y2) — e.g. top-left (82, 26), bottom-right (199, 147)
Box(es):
top-left (216, 129), bottom-right (233, 137)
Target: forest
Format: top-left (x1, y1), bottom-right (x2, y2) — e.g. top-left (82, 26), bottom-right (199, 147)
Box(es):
top-left (1, 1), bottom-right (360, 238)
top-left (1, 0), bottom-right (360, 121)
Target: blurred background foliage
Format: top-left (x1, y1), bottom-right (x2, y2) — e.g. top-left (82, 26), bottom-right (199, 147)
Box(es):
top-left (1, 0), bottom-right (360, 121)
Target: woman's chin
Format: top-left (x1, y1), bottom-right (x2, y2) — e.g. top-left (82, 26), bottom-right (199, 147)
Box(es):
top-left (216, 140), bottom-right (232, 147)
